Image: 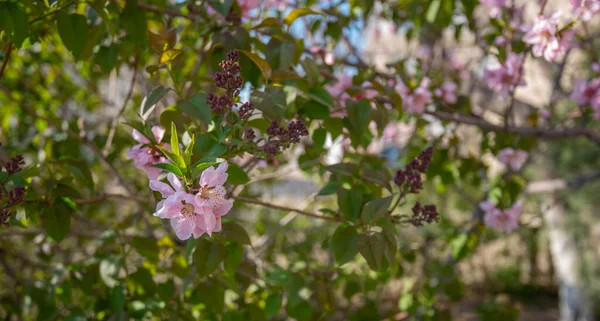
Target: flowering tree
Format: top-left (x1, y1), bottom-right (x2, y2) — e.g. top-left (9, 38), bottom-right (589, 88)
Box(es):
top-left (0, 0), bottom-right (599, 320)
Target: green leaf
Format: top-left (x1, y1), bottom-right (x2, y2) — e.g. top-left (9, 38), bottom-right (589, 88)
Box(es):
top-left (191, 160), bottom-right (223, 178)
top-left (331, 225), bottom-right (359, 265)
top-left (43, 203), bottom-right (71, 242)
top-left (312, 128), bottom-right (327, 151)
top-left (300, 58), bottom-right (320, 88)
top-left (151, 163), bottom-right (183, 177)
top-left (227, 163), bottom-right (250, 185)
top-left (326, 163), bottom-right (358, 176)
top-left (284, 8), bottom-right (322, 25)
top-left (0, 2), bottom-right (29, 47)
top-left (221, 221), bottom-right (251, 246)
top-left (426, 0), bottom-right (442, 23)
top-left (170, 122), bottom-right (180, 156)
top-left (121, 1), bottom-right (148, 47)
top-left (251, 86), bottom-right (287, 121)
top-left (177, 92), bottom-right (212, 124)
top-left (239, 50), bottom-right (272, 81)
top-left (252, 17), bottom-right (282, 30)
top-left (357, 233), bottom-right (386, 271)
top-left (109, 284), bottom-right (125, 312)
top-left (142, 86), bottom-right (171, 117)
top-left (337, 188), bottom-right (362, 221)
top-left (157, 146), bottom-right (187, 173)
top-left (193, 239), bottom-right (226, 277)
top-left (224, 242), bottom-right (244, 273)
top-left (57, 12), bottom-right (89, 59)
top-left (361, 196), bottom-right (393, 223)
top-left (208, 0), bottom-right (234, 16)
top-left (345, 99), bottom-right (371, 147)
top-left (208, 143), bottom-right (227, 157)
top-left (265, 293), bottom-right (282, 319)
top-left (306, 87), bottom-right (335, 109)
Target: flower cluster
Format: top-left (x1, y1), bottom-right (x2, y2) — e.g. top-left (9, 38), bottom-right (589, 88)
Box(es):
top-left (263, 120), bottom-right (309, 156)
top-left (483, 53), bottom-right (525, 97)
top-left (523, 12), bottom-right (571, 62)
top-left (410, 202), bottom-right (440, 226)
top-left (480, 200), bottom-right (522, 233)
top-left (150, 163), bottom-right (233, 240)
top-left (479, 0), bottom-right (506, 19)
top-left (126, 126), bottom-right (170, 180)
top-left (497, 148), bottom-right (528, 172)
top-left (434, 81), bottom-right (458, 105)
top-left (394, 147), bottom-right (433, 193)
top-left (327, 75), bottom-right (378, 117)
top-left (395, 78), bottom-right (433, 114)
top-left (0, 144), bottom-right (26, 228)
top-left (571, 0), bottom-right (600, 21)
top-left (571, 78), bottom-right (600, 119)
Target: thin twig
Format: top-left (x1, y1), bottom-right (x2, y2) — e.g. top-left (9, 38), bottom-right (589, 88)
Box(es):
top-left (232, 196), bottom-right (342, 222)
top-left (0, 41), bottom-right (12, 80)
top-left (103, 63), bottom-right (138, 156)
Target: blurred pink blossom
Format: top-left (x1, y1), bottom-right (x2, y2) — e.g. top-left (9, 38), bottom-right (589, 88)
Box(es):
top-left (479, 0), bottom-right (506, 18)
top-left (434, 81), bottom-right (458, 104)
top-left (396, 78), bottom-right (432, 114)
top-left (126, 126), bottom-right (170, 180)
top-left (327, 75), bottom-right (378, 117)
top-left (238, 0), bottom-right (261, 18)
top-left (523, 12), bottom-right (564, 62)
top-left (497, 148), bottom-right (528, 171)
top-left (483, 53), bottom-right (525, 97)
top-left (571, 78), bottom-right (600, 106)
top-left (571, 0), bottom-right (600, 21)
top-left (494, 35), bottom-right (508, 46)
top-left (481, 201), bottom-right (522, 233)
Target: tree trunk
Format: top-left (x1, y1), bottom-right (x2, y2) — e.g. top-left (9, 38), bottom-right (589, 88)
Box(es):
top-left (543, 198), bottom-right (595, 321)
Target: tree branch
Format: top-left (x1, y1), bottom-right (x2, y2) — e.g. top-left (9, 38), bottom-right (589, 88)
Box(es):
top-left (426, 110), bottom-right (600, 146)
top-left (232, 196), bottom-right (343, 222)
top-left (0, 41), bottom-right (12, 80)
top-left (525, 170), bottom-right (600, 194)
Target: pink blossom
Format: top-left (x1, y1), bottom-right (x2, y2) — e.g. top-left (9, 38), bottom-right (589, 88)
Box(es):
top-left (327, 75), bottom-right (378, 117)
top-left (523, 12), bottom-right (564, 62)
top-left (150, 163), bottom-right (233, 240)
top-left (592, 62), bottom-right (600, 73)
top-left (481, 201), bottom-right (522, 233)
top-left (434, 81), bottom-right (458, 104)
top-left (323, 51), bottom-right (335, 66)
top-left (483, 53), bottom-right (525, 97)
top-left (540, 108), bottom-right (551, 119)
top-left (571, 78), bottom-right (600, 106)
top-left (571, 0), bottom-right (600, 21)
top-left (497, 148), bottom-right (528, 171)
top-left (479, 0), bottom-right (506, 18)
top-left (126, 126), bottom-right (170, 180)
top-left (195, 162), bottom-right (233, 234)
top-left (150, 174), bottom-right (214, 240)
top-left (494, 35), bottom-right (508, 46)
top-left (237, 0), bottom-right (261, 18)
top-left (396, 78), bottom-right (432, 114)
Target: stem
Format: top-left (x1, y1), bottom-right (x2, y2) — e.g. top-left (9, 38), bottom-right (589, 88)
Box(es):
top-left (232, 196), bottom-right (343, 222)
top-left (0, 41), bottom-right (12, 80)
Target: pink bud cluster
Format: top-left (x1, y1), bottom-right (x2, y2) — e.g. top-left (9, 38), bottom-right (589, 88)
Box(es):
top-left (263, 120), bottom-right (309, 156)
top-left (125, 126), bottom-right (171, 180)
top-left (480, 200), bottom-right (522, 233)
top-left (410, 202), bottom-right (439, 226)
top-left (0, 143), bottom-right (26, 228)
top-left (571, 78), bottom-right (600, 119)
top-left (394, 147), bottom-right (433, 193)
top-left (150, 163), bottom-right (233, 240)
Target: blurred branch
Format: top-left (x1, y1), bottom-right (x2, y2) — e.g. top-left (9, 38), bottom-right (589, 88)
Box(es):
top-left (74, 193), bottom-right (149, 205)
top-left (103, 62), bottom-right (138, 157)
top-left (426, 110), bottom-right (600, 146)
top-left (525, 170), bottom-right (600, 194)
top-left (0, 41), bottom-right (12, 80)
top-left (135, 2), bottom-right (201, 21)
top-left (232, 196), bottom-right (343, 222)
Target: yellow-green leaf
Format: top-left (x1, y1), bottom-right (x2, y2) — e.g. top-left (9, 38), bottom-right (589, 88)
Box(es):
top-left (239, 50), bottom-right (272, 81)
top-left (283, 8), bottom-right (322, 25)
